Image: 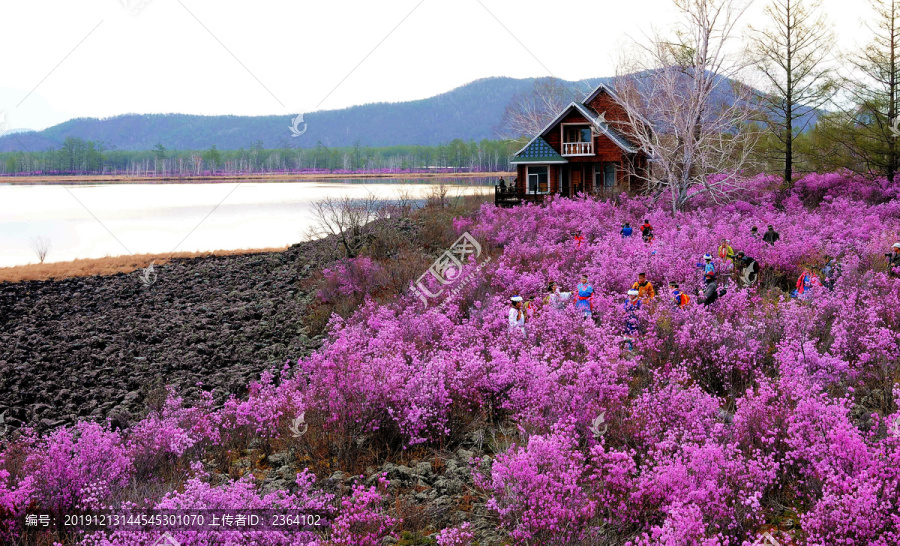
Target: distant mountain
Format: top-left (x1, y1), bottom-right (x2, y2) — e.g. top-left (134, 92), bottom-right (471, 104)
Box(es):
top-left (0, 77), bottom-right (606, 153)
top-left (0, 75), bottom-right (818, 153)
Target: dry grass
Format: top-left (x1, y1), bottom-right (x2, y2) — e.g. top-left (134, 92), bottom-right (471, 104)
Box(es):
top-left (0, 247), bottom-right (289, 284)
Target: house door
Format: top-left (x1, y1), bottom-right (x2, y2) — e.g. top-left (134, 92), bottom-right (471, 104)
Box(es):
top-left (582, 164), bottom-right (593, 194)
top-left (560, 166), bottom-right (570, 197)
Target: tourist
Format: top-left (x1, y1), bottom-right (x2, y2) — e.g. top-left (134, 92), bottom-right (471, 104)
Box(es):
top-left (697, 272), bottom-right (723, 306)
top-left (498, 177), bottom-right (507, 190)
top-left (624, 289), bottom-right (642, 349)
top-left (640, 219), bottom-right (654, 243)
top-left (887, 243), bottom-right (900, 274)
top-left (544, 280), bottom-right (572, 310)
top-left (750, 226), bottom-right (760, 239)
top-left (575, 275), bottom-right (594, 318)
top-left (508, 296), bottom-right (525, 335)
top-left (794, 268), bottom-right (823, 301)
top-left (621, 222), bottom-right (633, 238)
top-left (823, 256), bottom-right (839, 290)
top-left (763, 225), bottom-right (780, 245)
top-left (573, 230), bottom-right (585, 249)
top-left (631, 272), bottom-right (656, 301)
top-left (669, 281), bottom-right (689, 308)
top-left (735, 251), bottom-right (759, 287)
top-left (696, 253), bottom-right (715, 279)
top-left (717, 239), bottom-right (734, 262)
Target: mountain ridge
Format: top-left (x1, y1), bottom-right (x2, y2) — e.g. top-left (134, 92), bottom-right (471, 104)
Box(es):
top-left (0, 76), bottom-right (606, 153)
top-left (0, 74), bottom-right (816, 153)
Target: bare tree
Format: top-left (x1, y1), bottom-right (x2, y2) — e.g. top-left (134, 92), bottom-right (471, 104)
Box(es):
top-left (307, 193), bottom-right (382, 259)
top-left (821, 0), bottom-right (900, 181)
top-left (499, 78), bottom-right (581, 139)
top-left (30, 236), bottom-right (52, 263)
top-left (426, 180), bottom-right (452, 209)
top-left (391, 186), bottom-right (417, 218)
top-left (614, 0), bottom-right (760, 212)
top-left (750, 0), bottom-right (837, 183)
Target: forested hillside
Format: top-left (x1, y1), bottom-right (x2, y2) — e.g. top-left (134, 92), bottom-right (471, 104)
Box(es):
top-left (0, 77), bottom-right (605, 153)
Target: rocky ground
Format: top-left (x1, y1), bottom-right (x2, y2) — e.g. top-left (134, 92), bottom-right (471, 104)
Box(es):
top-left (0, 212), bottom-right (506, 544)
top-left (233, 428), bottom-right (507, 546)
top-left (0, 241), bottom-right (326, 434)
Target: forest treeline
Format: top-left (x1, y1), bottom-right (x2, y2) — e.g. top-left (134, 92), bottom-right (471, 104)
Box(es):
top-left (0, 138), bottom-right (520, 176)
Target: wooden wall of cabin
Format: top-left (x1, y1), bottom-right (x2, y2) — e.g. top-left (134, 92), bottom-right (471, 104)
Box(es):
top-left (585, 92), bottom-right (629, 125)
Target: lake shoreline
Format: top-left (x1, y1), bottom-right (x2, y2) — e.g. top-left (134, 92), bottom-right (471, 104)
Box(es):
top-left (0, 170), bottom-right (513, 185)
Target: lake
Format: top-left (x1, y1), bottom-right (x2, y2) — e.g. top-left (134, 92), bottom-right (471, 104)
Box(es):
top-left (0, 178), bottom-right (494, 268)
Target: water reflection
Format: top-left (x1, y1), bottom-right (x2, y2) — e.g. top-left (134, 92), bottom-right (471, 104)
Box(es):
top-left (0, 178), bottom-right (493, 267)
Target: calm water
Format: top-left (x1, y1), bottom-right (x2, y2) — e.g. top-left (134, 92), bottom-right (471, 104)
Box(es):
top-left (0, 178), bottom-right (493, 268)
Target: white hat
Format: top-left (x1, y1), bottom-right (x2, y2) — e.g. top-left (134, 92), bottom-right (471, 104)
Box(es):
top-left (510, 296), bottom-right (523, 302)
top-left (704, 253), bottom-right (713, 260)
top-left (893, 243), bottom-right (900, 249)
top-left (627, 289), bottom-right (639, 296)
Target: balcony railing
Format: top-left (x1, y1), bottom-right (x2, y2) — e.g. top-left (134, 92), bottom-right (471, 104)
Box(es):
top-left (561, 141), bottom-right (594, 156)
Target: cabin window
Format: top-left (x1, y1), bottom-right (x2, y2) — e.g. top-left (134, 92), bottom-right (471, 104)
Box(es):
top-left (527, 166), bottom-right (549, 194)
top-left (603, 163), bottom-right (617, 187)
top-left (565, 126), bottom-right (592, 142)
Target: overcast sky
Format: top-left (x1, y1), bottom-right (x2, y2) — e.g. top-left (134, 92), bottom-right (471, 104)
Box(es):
top-left (0, 0), bottom-right (874, 132)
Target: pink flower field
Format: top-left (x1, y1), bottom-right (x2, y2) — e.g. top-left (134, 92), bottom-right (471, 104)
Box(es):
top-left (4, 171), bottom-right (900, 545)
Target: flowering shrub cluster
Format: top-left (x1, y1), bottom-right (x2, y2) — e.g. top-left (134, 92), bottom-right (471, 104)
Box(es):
top-left (3, 171), bottom-right (900, 544)
top-left (318, 257), bottom-right (388, 304)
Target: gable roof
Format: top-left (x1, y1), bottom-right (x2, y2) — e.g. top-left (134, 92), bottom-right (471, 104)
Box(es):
top-left (582, 81), bottom-right (621, 107)
top-left (571, 102), bottom-right (638, 153)
top-left (583, 80), bottom-right (654, 130)
top-left (512, 97), bottom-right (639, 159)
top-left (510, 136), bottom-right (567, 164)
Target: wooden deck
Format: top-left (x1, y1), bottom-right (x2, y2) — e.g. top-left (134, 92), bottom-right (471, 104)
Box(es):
top-left (494, 185), bottom-right (623, 207)
top-left (494, 186), bottom-right (547, 207)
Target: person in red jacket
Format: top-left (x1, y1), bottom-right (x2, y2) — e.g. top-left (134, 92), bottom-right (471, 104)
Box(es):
top-left (572, 230), bottom-right (585, 249)
top-left (795, 269), bottom-right (822, 300)
top-left (640, 220), bottom-right (654, 243)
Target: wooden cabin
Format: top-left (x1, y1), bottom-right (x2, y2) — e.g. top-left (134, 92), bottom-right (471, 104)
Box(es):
top-left (500, 82), bottom-right (650, 205)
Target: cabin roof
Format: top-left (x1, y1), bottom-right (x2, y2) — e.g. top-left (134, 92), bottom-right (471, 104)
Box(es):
top-left (582, 81), bottom-right (621, 107)
top-left (510, 136), bottom-right (567, 165)
top-left (571, 102), bottom-right (638, 153)
top-left (512, 97), bottom-right (639, 160)
top-left (583, 80), bottom-right (654, 131)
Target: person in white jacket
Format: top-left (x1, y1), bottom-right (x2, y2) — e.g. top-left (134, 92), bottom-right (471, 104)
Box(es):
top-left (544, 281), bottom-right (572, 310)
top-left (508, 296), bottom-right (525, 335)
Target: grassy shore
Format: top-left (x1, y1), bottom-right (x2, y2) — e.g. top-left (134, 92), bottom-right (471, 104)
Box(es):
top-left (0, 247), bottom-right (290, 283)
top-left (0, 171), bottom-right (514, 185)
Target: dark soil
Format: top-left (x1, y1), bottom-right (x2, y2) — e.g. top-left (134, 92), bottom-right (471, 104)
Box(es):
top-left (0, 242), bottom-right (325, 434)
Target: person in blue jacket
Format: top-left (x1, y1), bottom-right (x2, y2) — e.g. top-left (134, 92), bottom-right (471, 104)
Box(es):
top-left (575, 275), bottom-right (594, 318)
top-left (620, 222), bottom-right (633, 238)
top-left (696, 253), bottom-right (715, 279)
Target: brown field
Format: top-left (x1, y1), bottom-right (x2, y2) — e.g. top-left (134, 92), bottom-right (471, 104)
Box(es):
top-left (0, 247), bottom-right (289, 284)
top-left (0, 171), bottom-right (514, 185)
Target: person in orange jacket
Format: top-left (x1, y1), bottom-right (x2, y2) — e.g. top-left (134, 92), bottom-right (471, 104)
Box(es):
top-left (668, 281), bottom-right (690, 308)
top-left (631, 272), bottom-right (656, 301)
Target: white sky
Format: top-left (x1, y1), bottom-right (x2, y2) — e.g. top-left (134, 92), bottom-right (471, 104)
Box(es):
top-left (0, 0), bottom-right (875, 132)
